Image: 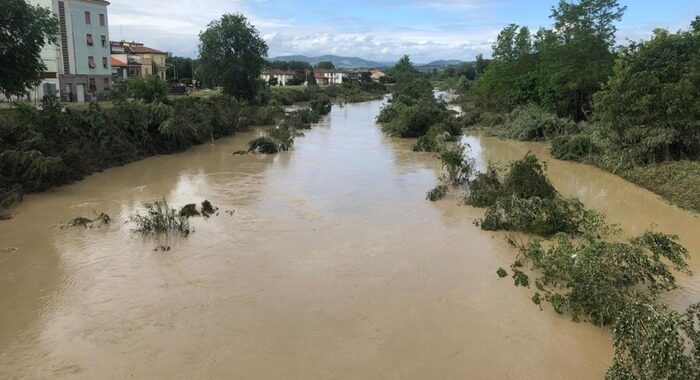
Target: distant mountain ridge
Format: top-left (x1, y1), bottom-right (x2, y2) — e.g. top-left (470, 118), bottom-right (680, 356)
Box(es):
top-left (269, 55), bottom-right (472, 70)
top-left (269, 55), bottom-right (390, 69)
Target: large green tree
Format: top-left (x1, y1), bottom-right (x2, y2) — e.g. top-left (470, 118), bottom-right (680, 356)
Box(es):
top-left (475, 0), bottom-right (625, 120)
top-left (0, 0), bottom-right (58, 97)
top-left (197, 13), bottom-right (268, 101)
top-left (593, 19), bottom-right (700, 163)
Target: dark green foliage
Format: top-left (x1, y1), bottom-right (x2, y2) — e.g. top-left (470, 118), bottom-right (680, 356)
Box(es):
top-left (310, 96), bottom-right (332, 115)
top-left (480, 195), bottom-right (601, 236)
top-left (440, 144), bottom-right (473, 186)
top-left (465, 167), bottom-right (502, 207)
top-left (518, 229), bottom-right (689, 325)
top-left (468, 154), bottom-right (602, 236)
top-left (412, 124), bottom-right (453, 152)
top-left (473, 0), bottom-right (625, 120)
top-left (550, 134), bottom-right (600, 161)
top-left (607, 301), bottom-right (700, 379)
top-left (593, 22), bottom-right (700, 164)
top-left (247, 136), bottom-right (278, 154)
top-left (496, 267), bottom-right (508, 278)
top-left (198, 13), bottom-right (268, 101)
top-left (505, 223), bottom-right (699, 377)
top-left (502, 153), bottom-right (556, 200)
top-left (268, 126), bottom-right (295, 151)
top-left (426, 185), bottom-right (448, 202)
top-left (378, 56), bottom-right (456, 139)
top-left (497, 105), bottom-right (579, 141)
top-left (117, 76), bottom-right (168, 103)
top-left (0, 95), bottom-right (254, 197)
top-left (0, 0), bottom-right (59, 97)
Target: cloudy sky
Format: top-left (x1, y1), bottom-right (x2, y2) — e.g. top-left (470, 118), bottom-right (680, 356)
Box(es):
top-left (107, 0), bottom-right (699, 63)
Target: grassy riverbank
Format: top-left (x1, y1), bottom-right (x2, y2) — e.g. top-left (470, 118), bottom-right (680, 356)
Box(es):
top-left (458, 105), bottom-right (700, 213)
top-left (268, 80), bottom-right (388, 105)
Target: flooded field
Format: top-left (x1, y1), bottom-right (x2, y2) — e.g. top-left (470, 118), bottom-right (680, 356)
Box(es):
top-left (1, 98), bottom-right (698, 379)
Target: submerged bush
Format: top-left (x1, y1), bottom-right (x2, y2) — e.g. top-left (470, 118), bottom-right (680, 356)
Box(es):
top-left (440, 143), bottom-right (474, 186)
top-left (310, 96), bottom-right (332, 115)
top-left (247, 136), bottom-right (279, 154)
top-left (466, 154), bottom-right (603, 237)
top-left (426, 185), bottom-right (448, 201)
top-left (61, 212), bottom-right (111, 229)
top-left (465, 167), bottom-right (502, 207)
top-left (551, 134), bottom-right (600, 161)
top-left (412, 124), bottom-right (453, 152)
top-left (130, 199), bottom-right (191, 236)
top-left (497, 105), bottom-right (579, 141)
top-left (480, 195), bottom-right (603, 236)
top-left (502, 153), bottom-right (556, 200)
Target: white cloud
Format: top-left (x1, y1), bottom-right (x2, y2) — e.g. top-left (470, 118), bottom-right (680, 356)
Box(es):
top-left (104, 0), bottom-right (687, 63)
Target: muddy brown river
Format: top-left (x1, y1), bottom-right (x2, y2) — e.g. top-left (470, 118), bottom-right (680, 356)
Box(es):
top-left (1, 98), bottom-right (699, 379)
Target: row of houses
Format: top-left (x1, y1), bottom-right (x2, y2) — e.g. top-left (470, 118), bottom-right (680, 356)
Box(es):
top-left (261, 69), bottom-right (386, 87)
top-left (27, 0), bottom-right (168, 103)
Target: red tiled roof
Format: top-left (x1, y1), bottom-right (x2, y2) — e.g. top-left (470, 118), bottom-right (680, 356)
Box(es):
top-left (129, 45), bottom-right (166, 54)
top-left (111, 57), bottom-right (127, 67)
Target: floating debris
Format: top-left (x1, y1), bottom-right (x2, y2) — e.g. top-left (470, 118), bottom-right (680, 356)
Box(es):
top-left (60, 212), bottom-right (112, 229)
top-left (200, 200), bottom-right (218, 217)
top-left (1, 248), bottom-right (17, 254)
top-left (179, 204), bottom-right (200, 218)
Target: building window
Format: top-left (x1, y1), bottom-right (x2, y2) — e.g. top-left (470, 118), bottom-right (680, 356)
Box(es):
top-left (99, 13), bottom-right (105, 26)
top-left (88, 56), bottom-right (96, 69)
top-left (103, 78), bottom-right (109, 90)
top-left (84, 11), bottom-right (91, 24)
top-left (86, 34), bottom-right (93, 46)
top-left (101, 35), bottom-right (106, 47)
top-left (89, 78), bottom-right (96, 92)
top-left (102, 57), bottom-right (108, 69)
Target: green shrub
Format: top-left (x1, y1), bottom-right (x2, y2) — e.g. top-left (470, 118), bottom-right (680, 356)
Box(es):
top-left (465, 167), bottom-right (502, 207)
top-left (503, 153), bottom-right (557, 199)
top-left (247, 136), bottom-right (279, 154)
top-left (426, 184), bottom-right (448, 201)
top-left (550, 134), bottom-right (600, 161)
top-left (480, 195), bottom-right (602, 236)
top-left (412, 124), bottom-right (453, 152)
top-left (498, 105), bottom-right (579, 141)
top-left (310, 96), bottom-right (332, 115)
top-left (440, 143), bottom-right (473, 185)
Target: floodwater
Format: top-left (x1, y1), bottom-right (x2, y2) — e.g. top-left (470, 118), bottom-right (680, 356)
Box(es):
top-left (1, 98), bottom-right (698, 379)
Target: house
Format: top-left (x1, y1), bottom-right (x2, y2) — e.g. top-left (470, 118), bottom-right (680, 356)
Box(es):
top-left (110, 41), bottom-right (168, 81)
top-left (346, 70), bottom-right (371, 81)
top-left (314, 69), bottom-right (347, 85)
top-left (59, 0), bottom-right (113, 102)
top-left (26, 0), bottom-right (112, 102)
top-left (261, 69), bottom-right (297, 86)
top-left (370, 69), bottom-right (386, 82)
top-left (26, 0), bottom-right (61, 101)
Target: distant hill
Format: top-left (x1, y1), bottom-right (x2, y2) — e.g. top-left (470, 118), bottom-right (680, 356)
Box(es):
top-left (418, 59), bottom-right (470, 68)
top-left (269, 55), bottom-right (391, 69)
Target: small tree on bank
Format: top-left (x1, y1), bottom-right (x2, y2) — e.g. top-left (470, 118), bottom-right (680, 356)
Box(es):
top-left (197, 13), bottom-right (268, 102)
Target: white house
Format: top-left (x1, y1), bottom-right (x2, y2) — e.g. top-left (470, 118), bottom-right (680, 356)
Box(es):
top-left (261, 69), bottom-right (296, 86)
top-left (314, 69), bottom-right (347, 85)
